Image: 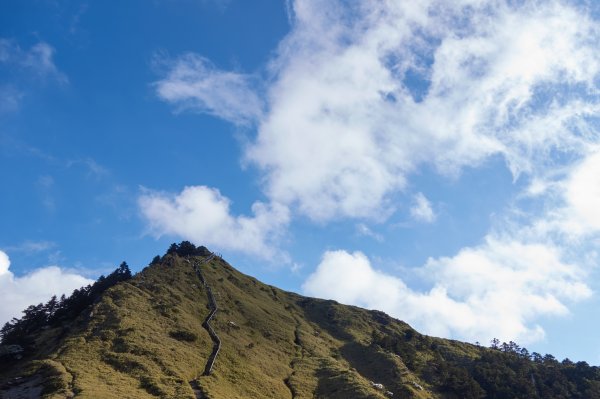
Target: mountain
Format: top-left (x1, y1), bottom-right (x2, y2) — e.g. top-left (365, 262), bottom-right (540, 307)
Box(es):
top-left (1, 242), bottom-right (600, 399)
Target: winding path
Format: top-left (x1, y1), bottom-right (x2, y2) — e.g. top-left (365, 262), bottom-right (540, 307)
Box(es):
top-left (191, 254), bottom-right (221, 376)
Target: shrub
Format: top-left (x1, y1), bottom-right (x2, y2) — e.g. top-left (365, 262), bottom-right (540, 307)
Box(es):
top-left (168, 329), bottom-right (197, 342)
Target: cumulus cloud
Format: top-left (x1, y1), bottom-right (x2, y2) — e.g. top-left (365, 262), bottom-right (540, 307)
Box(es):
top-left (250, 0), bottom-right (600, 221)
top-left (155, 0), bottom-right (600, 223)
top-left (410, 193), bottom-right (435, 223)
top-left (154, 54), bottom-right (263, 125)
top-left (139, 185), bottom-right (289, 259)
top-left (303, 239), bottom-right (590, 344)
top-left (562, 150), bottom-right (600, 235)
top-left (516, 148), bottom-right (600, 242)
top-left (0, 250), bottom-right (93, 326)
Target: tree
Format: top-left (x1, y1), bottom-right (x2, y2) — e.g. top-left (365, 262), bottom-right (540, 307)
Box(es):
top-left (43, 295), bottom-right (59, 320)
top-left (117, 262), bottom-right (132, 279)
top-left (3, 261), bottom-right (134, 349)
top-left (531, 352), bottom-right (543, 363)
top-left (177, 241), bottom-right (197, 256)
top-left (490, 338), bottom-right (500, 350)
top-left (167, 243), bottom-right (179, 255)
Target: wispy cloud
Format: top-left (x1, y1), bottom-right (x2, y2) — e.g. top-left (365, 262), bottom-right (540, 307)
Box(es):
top-left (1, 136), bottom-right (109, 178)
top-left (36, 174), bottom-right (56, 211)
top-left (356, 223), bottom-right (383, 242)
top-left (0, 84), bottom-right (24, 114)
top-left (66, 157), bottom-right (109, 179)
top-left (0, 38), bottom-right (67, 84)
top-left (0, 38), bottom-right (67, 114)
top-left (154, 54), bottom-right (263, 126)
top-left (4, 240), bottom-right (56, 254)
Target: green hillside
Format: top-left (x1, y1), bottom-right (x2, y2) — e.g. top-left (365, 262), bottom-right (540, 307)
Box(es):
top-left (1, 243), bottom-right (600, 398)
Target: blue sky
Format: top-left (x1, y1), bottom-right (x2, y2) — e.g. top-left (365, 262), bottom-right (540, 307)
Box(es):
top-left (2, 0), bottom-right (600, 363)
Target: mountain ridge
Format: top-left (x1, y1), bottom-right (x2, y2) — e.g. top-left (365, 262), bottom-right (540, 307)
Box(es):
top-left (1, 243), bottom-right (600, 398)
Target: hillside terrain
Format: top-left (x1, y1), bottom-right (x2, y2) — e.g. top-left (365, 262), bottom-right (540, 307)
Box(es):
top-left (1, 243), bottom-right (600, 398)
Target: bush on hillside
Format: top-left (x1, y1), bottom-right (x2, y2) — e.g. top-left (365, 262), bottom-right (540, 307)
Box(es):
top-left (169, 329), bottom-right (198, 342)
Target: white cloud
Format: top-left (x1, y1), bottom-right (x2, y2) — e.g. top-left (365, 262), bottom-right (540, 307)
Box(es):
top-left (410, 193), bottom-right (435, 223)
top-left (139, 185), bottom-right (289, 259)
top-left (517, 148), bottom-right (600, 241)
top-left (0, 251), bottom-right (9, 275)
top-left (0, 250), bottom-right (93, 326)
top-left (155, 1), bottom-right (600, 223)
top-left (304, 250), bottom-right (408, 310)
top-left (154, 54), bottom-right (263, 125)
top-left (563, 150), bottom-right (600, 234)
top-left (303, 239), bottom-right (591, 344)
top-left (260, 0), bottom-right (598, 221)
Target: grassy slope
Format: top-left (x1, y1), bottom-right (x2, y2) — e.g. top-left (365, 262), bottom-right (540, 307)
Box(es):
top-left (1, 254), bottom-right (485, 398)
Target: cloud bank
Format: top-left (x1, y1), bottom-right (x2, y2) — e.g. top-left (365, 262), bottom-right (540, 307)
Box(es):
top-left (0, 250), bottom-right (93, 326)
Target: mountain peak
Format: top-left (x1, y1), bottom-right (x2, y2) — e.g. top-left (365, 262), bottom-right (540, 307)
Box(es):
top-left (1, 244), bottom-right (600, 398)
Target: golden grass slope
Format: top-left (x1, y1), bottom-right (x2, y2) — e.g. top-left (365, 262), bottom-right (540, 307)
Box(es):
top-left (1, 253), bottom-right (481, 398)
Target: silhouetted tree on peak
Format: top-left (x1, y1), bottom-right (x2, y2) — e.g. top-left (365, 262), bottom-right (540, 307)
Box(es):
top-left (177, 241), bottom-right (197, 256)
top-left (164, 241), bottom-right (211, 257)
top-left (167, 243), bottom-right (179, 255)
top-left (117, 261), bottom-right (132, 279)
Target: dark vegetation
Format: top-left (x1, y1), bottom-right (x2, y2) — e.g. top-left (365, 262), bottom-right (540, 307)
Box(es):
top-left (169, 329), bottom-right (198, 342)
top-left (166, 241), bottom-right (211, 258)
top-left (1, 261), bottom-right (132, 350)
top-left (1, 241), bottom-right (600, 398)
top-left (370, 321), bottom-right (600, 398)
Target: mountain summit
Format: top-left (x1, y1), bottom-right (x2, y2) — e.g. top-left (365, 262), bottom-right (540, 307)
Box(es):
top-left (1, 243), bottom-right (599, 398)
